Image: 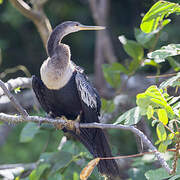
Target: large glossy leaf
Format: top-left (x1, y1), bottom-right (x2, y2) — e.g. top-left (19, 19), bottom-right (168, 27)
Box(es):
top-left (20, 122), bottom-right (40, 143)
top-left (114, 107), bottom-right (141, 125)
top-left (140, 1), bottom-right (180, 33)
top-left (147, 44), bottom-right (180, 63)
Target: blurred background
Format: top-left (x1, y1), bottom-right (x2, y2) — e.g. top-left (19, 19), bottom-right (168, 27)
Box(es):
top-left (0, 0), bottom-right (179, 179)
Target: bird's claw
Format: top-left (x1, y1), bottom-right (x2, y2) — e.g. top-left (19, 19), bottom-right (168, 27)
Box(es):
top-left (55, 115), bottom-right (80, 134)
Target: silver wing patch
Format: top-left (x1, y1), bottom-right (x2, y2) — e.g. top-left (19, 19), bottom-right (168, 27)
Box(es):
top-left (75, 73), bottom-right (97, 109)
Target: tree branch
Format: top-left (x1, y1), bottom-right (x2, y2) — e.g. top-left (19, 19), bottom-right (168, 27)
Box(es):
top-left (0, 77), bottom-right (32, 97)
top-left (9, 0), bottom-right (52, 48)
top-left (0, 112), bottom-right (172, 174)
top-left (0, 80), bottom-right (28, 117)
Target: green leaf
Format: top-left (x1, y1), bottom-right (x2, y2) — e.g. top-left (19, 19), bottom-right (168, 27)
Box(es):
top-left (158, 109), bottom-right (168, 125)
top-left (29, 163), bottom-right (50, 180)
top-left (102, 64), bottom-right (121, 88)
top-left (158, 142), bottom-right (167, 153)
top-left (47, 173), bottom-right (62, 180)
top-left (140, 1), bottom-right (180, 33)
top-left (101, 99), bottom-right (115, 113)
top-left (147, 105), bottom-right (154, 119)
top-left (167, 57), bottom-right (180, 72)
top-left (110, 62), bottom-right (129, 74)
top-left (134, 28), bottom-right (156, 49)
top-left (119, 36), bottom-right (144, 61)
top-left (73, 172), bottom-right (79, 180)
top-left (147, 44), bottom-right (180, 63)
top-left (114, 107), bottom-right (141, 125)
top-left (14, 87), bottom-right (21, 94)
top-left (146, 160), bottom-right (180, 180)
top-left (156, 123), bottom-right (167, 142)
top-left (136, 85), bottom-right (174, 116)
top-left (145, 166), bottom-right (171, 180)
top-left (20, 122), bottom-right (40, 143)
top-left (169, 175), bottom-right (180, 180)
top-left (49, 151), bottom-right (73, 175)
top-left (0, 0), bottom-right (3, 4)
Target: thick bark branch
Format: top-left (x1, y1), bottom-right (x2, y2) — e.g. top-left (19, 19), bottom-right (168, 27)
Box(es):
top-left (0, 112), bottom-right (172, 174)
top-left (9, 0), bottom-right (52, 48)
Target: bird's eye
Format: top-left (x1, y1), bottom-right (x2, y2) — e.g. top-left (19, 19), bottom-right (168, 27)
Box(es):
top-left (76, 23), bottom-right (79, 26)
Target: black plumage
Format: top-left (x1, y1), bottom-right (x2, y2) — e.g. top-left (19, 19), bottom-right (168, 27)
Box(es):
top-left (32, 21), bottom-right (120, 178)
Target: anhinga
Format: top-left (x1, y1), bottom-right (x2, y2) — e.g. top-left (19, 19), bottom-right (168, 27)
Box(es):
top-left (32, 21), bottom-right (120, 178)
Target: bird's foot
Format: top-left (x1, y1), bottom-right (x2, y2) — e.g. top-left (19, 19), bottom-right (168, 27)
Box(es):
top-left (55, 116), bottom-right (79, 133)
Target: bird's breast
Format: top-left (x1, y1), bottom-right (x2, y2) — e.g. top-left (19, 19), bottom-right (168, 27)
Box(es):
top-left (40, 59), bottom-right (74, 90)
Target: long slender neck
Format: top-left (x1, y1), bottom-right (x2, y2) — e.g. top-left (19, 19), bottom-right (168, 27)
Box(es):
top-left (47, 24), bottom-right (67, 57)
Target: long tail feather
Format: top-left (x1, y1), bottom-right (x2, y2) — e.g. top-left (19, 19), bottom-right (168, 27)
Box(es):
top-left (69, 128), bottom-right (120, 178)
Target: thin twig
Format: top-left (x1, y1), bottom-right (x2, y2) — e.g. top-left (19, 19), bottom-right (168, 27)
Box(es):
top-left (0, 112), bottom-right (172, 174)
top-left (0, 80), bottom-right (28, 117)
top-left (146, 73), bottom-right (178, 79)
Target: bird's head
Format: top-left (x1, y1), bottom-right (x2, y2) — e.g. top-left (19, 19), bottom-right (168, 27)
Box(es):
top-left (47, 21), bottom-right (105, 57)
top-left (60, 21), bottom-right (105, 34)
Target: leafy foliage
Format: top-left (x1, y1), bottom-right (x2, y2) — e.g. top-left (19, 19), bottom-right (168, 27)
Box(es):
top-left (140, 1), bottom-right (180, 33)
top-left (147, 44), bottom-right (180, 63)
top-left (114, 107), bottom-right (141, 125)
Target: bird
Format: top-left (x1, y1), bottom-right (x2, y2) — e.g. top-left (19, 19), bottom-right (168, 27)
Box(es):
top-left (32, 21), bottom-right (120, 179)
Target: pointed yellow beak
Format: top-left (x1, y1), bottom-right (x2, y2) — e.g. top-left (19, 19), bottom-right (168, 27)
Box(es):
top-left (78, 25), bottom-right (106, 31)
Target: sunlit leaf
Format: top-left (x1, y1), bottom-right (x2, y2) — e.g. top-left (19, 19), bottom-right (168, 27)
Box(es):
top-left (156, 123), bottom-right (167, 142)
top-left (140, 1), bottom-right (180, 33)
top-left (114, 107), bottom-right (141, 125)
top-left (158, 142), bottom-right (167, 153)
top-left (158, 109), bottom-right (168, 125)
top-left (0, 0), bottom-right (3, 4)
top-left (14, 87), bottom-right (21, 94)
top-left (147, 105), bottom-right (154, 119)
top-left (20, 122), bottom-right (40, 143)
top-left (136, 85), bottom-right (174, 116)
